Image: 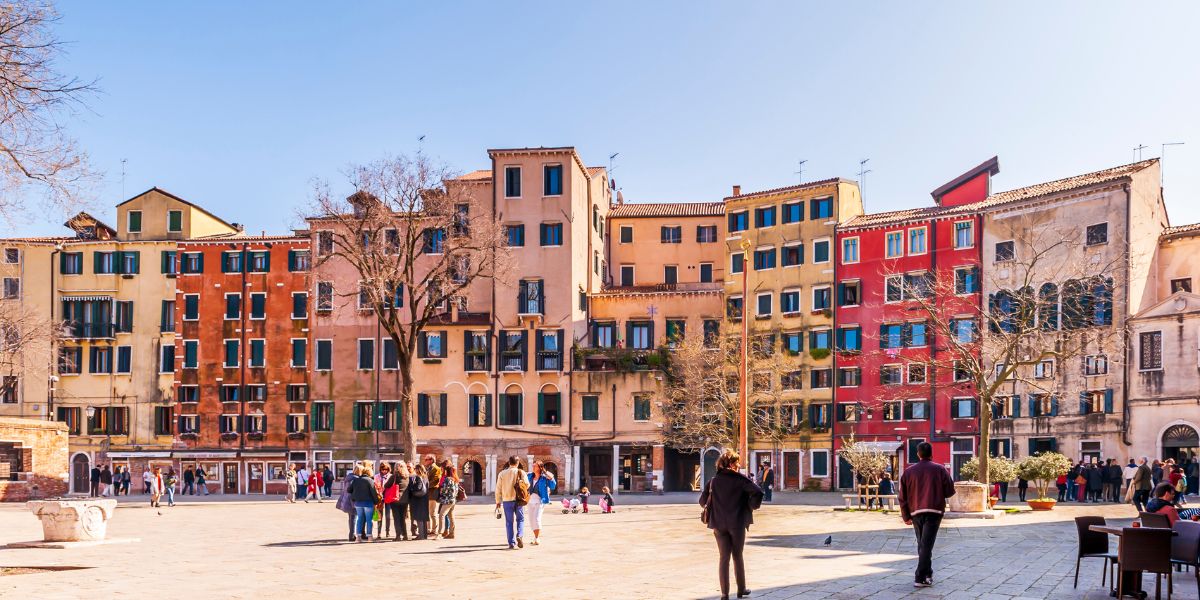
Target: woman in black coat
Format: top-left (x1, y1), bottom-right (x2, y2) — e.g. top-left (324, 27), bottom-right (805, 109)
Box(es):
top-left (699, 450), bottom-right (764, 600)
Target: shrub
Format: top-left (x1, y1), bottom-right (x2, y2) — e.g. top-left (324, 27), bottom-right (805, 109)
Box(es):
top-left (959, 455), bottom-right (1018, 485)
top-left (1016, 452), bottom-right (1072, 500)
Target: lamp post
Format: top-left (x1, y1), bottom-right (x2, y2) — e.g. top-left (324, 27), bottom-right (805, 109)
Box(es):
top-left (738, 239), bottom-right (751, 472)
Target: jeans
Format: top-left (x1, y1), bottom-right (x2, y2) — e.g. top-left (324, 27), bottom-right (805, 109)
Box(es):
top-left (324, 482), bottom-right (332, 498)
top-left (165, 486), bottom-right (175, 506)
top-left (763, 485), bottom-right (773, 502)
top-left (1066, 479), bottom-right (1076, 500)
top-left (911, 513), bottom-right (943, 582)
top-left (198, 481), bottom-right (208, 495)
top-left (1133, 489), bottom-right (1150, 513)
top-left (1056, 485), bottom-right (1065, 502)
top-left (183, 481), bottom-right (194, 495)
top-left (713, 528), bottom-right (747, 596)
top-left (1021, 487), bottom-right (1028, 502)
top-left (354, 502), bottom-right (374, 537)
top-left (502, 500), bottom-right (524, 546)
top-left (997, 482), bottom-right (1008, 502)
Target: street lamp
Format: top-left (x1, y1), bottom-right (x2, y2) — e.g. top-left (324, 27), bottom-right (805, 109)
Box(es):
top-left (738, 239), bottom-right (751, 472)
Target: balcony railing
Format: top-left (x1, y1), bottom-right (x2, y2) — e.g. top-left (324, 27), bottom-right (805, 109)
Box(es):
top-left (573, 347), bottom-right (669, 373)
top-left (599, 282), bottom-right (722, 294)
top-left (65, 322), bottom-right (114, 339)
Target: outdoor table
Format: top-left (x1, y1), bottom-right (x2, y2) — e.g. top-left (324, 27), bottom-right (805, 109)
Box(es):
top-left (1088, 525), bottom-right (1176, 599)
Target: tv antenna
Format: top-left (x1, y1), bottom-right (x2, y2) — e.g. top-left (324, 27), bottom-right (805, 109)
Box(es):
top-left (858, 159), bottom-right (872, 198)
top-left (1133, 144), bottom-right (1148, 161)
top-left (608, 152), bottom-right (620, 174)
top-left (1161, 142), bottom-right (1185, 186)
top-left (794, 159), bottom-right (808, 183)
top-left (120, 158), bottom-right (127, 199)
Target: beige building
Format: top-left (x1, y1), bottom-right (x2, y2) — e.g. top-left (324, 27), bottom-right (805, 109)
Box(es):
top-left (723, 179), bottom-right (862, 490)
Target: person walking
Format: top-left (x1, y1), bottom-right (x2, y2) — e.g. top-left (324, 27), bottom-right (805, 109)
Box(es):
top-left (1086, 463), bottom-right (1103, 502)
top-left (1019, 476), bottom-right (1030, 502)
top-left (526, 460), bottom-right (556, 545)
top-left (322, 464), bottom-right (334, 499)
top-left (165, 469), bottom-right (178, 506)
top-left (424, 455), bottom-right (443, 534)
top-left (1123, 458), bottom-right (1138, 497)
top-left (897, 442), bottom-right (956, 588)
top-left (1132, 456), bottom-right (1153, 512)
top-left (284, 465), bottom-right (297, 503)
top-left (1065, 462), bottom-right (1078, 502)
top-left (120, 466), bottom-right (131, 496)
top-left (372, 463), bottom-right (392, 541)
top-left (348, 464), bottom-right (380, 542)
top-left (436, 465), bottom-right (461, 540)
top-left (99, 464), bottom-right (113, 497)
top-left (408, 464), bottom-right (430, 540)
top-left (1152, 459), bottom-right (1164, 488)
top-left (295, 464), bottom-right (308, 501)
top-left (699, 449), bottom-right (763, 600)
top-left (758, 461), bottom-right (775, 503)
top-left (335, 463), bottom-right (361, 542)
top-left (148, 467), bottom-right (165, 508)
top-left (141, 467), bottom-right (152, 495)
top-left (89, 464), bottom-right (101, 497)
top-left (183, 467), bottom-right (195, 495)
top-left (196, 466), bottom-right (209, 496)
top-left (305, 465), bottom-right (323, 503)
top-left (494, 455), bottom-right (528, 549)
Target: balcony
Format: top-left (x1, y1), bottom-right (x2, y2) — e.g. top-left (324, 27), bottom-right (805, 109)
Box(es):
top-left (573, 347), bottom-right (669, 373)
top-left (64, 322), bottom-right (114, 339)
top-left (598, 282), bottom-right (723, 295)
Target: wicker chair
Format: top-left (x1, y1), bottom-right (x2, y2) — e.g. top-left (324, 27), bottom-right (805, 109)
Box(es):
top-left (1118, 527), bottom-right (1174, 600)
top-left (1074, 516), bottom-right (1118, 589)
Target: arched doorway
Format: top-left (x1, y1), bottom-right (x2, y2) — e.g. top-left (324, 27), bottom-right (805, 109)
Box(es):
top-left (1163, 424), bottom-right (1199, 495)
top-left (461, 460), bottom-right (484, 496)
top-left (702, 449), bottom-right (720, 488)
top-left (71, 453), bottom-right (90, 495)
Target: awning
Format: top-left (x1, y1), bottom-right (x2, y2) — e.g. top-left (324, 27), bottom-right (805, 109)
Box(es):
top-left (851, 441), bottom-right (903, 453)
top-left (106, 451), bottom-right (171, 458)
top-left (240, 451), bottom-right (287, 458)
top-left (173, 451), bottom-right (238, 459)
top-left (61, 295), bottom-right (112, 302)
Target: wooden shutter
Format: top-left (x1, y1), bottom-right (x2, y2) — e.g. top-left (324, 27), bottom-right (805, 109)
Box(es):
top-left (557, 330), bottom-right (565, 371)
top-left (463, 331), bottom-right (472, 370)
top-left (1011, 396), bottom-right (1021, 418)
top-left (417, 394), bottom-right (428, 426)
top-left (1050, 396), bottom-right (1059, 416)
top-left (439, 331), bottom-right (448, 358)
top-left (417, 332), bottom-right (427, 359)
top-left (1028, 395), bottom-right (1036, 418)
top-left (498, 393), bottom-right (508, 425)
top-left (537, 393), bottom-right (545, 424)
top-left (519, 332), bottom-right (528, 370)
top-left (439, 394), bottom-right (447, 426)
top-left (1103, 388), bottom-right (1114, 414)
top-left (1079, 391), bottom-right (1089, 415)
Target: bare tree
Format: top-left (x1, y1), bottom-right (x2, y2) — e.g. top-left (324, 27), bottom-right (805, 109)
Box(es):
top-left (0, 299), bottom-right (57, 402)
top-left (862, 222), bottom-right (1127, 487)
top-left (306, 153), bottom-right (512, 456)
top-left (0, 2), bottom-right (98, 222)
top-left (837, 437), bottom-right (892, 504)
top-left (660, 321), bottom-right (803, 454)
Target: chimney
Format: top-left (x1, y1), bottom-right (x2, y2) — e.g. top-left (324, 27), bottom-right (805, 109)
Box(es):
top-left (732, 185), bottom-right (741, 197)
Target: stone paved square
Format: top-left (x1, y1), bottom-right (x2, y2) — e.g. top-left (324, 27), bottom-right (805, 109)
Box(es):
top-left (1, 493), bottom-right (1192, 600)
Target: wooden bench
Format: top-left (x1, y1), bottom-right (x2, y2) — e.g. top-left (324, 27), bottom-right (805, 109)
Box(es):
top-left (842, 493), bottom-right (898, 510)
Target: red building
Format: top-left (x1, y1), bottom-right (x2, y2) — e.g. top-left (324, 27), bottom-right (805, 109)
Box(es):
top-left (173, 234), bottom-right (312, 495)
top-left (832, 159), bottom-right (995, 486)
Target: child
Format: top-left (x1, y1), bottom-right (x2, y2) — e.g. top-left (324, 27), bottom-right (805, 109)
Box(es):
top-left (578, 486), bottom-right (591, 513)
top-left (601, 486), bottom-right (614, 513)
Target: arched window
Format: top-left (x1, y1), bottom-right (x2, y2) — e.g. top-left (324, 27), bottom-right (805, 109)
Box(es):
top-left (1038, 283), bottom-right (1059, 331)
top-left (1091, 277), bottom-right (1114, 326)
top-left (990, 290), bottom-right (1017, 333)
top-left (1061, 279), bottom-right (1088, 330)
top-left (1017, 286), bottom-right (1036, 329)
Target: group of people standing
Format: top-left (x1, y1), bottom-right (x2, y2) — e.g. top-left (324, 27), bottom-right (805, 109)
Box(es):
top-left (334, 454), bottom-right (462, 542)
top-left (283, 464), bottom-right (332, 503)
top-left (1052, 456), bottom-right (1192, 511)
top-left (87, 464), bottom-right (131, 497)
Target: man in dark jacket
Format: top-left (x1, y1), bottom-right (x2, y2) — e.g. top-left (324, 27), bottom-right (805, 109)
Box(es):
top-left (182, 467), bottom-right (195, 495)
top-left (759, 462), bottom-right (775, 502)
top-left (897, 442), bottom-right (955, 588)
top-left (89, 465), bottom-right (101, 497)
top-left (1132, 457), bottom-right (1153, 512)
top-left (1104, 459), bottom-right (1123, 502)
top-left (1066, 463), bottom-right (1080, 502)
top-left (322, 465), bottom-right (334, 498)
top-left (1085, 462), bottom-right (1103, 502)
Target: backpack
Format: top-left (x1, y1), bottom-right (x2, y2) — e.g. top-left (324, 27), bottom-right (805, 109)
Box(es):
top-left (514, 471), bottom-right (530, 507)
top-left (409, 476), bottom-right (427, 498)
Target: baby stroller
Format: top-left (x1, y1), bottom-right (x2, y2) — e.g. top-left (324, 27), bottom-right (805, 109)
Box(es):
top-left (561, 497), bottom-right (582, 514)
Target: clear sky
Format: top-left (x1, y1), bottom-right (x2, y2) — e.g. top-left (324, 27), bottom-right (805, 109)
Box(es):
top-left (21, 1), bottom-right (1199, 236)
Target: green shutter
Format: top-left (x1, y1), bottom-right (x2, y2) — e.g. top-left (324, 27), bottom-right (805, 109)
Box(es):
top-left (161, 251), bottom-right (170, 273)
top-left (498, 394), bottom-right (508, 425)
top-left (93, 251), bottom-right (102, 273)
top-left (1011, 396), bottom-right (1021, 418)
top-left (130, 251), bottom-right (140, 273)
top-left (373, 402), bottom-right (384, 431)
top-left (538, 393), bottom-right (545, 424)
top-left (1079, 391), bottom-right (1089, 415)
top-left (196, 253), bottom-right (204, 273)
top-left (417, 394), bottom-right (428, 426)
top-left (287, 250), bottom-right (296, 271)
top-left (1050, 396), bottom-right (1059, 416)
top-left (439, 394), bottom-right (448, 426)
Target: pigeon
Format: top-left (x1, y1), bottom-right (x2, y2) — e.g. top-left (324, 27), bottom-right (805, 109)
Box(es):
top-left (823, 536), bottom-right (832, 546)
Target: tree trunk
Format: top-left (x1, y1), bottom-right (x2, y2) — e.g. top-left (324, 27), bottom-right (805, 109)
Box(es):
top-left (978, 394), bottom-right (991, 487)
top-left (399, 364), bottom-right (415, 459)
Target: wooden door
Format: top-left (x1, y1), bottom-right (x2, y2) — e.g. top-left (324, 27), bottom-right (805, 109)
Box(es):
top-left (247, 462), bottom-right (264, 494)
top-left (784, 452), bottom-right (800, 489)
top-left (71, 454), bottom-right (90, 494)
top-left (223, 463), bottom-right (239, 494)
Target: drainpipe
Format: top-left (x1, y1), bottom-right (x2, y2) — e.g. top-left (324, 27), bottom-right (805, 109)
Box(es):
top-left (1121, 183), bottom-right (1132, 447)
top-left (831, 221), bottom-right (839, 489)
top-left (239, 243), bottom-right (248, 484)
top-left (48, 243), bottom-right (62, 421)
top-left (929, 219), bottom-right (939, 449)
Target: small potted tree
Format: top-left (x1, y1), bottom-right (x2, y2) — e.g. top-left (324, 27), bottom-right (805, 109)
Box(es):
top-left (837, 438), bottom-right (891, 509)
top-left (959, 455), bottom-right (1018, 508)
top-left (1016, 452), bottom-right (1072, 510)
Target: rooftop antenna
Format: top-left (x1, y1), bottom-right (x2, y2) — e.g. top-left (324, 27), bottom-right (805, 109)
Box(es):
top-left (608, 152), bottom-right (619, 174)
top-left (1133, 144), bottom-right (1148, 161)
top-left (1161, 142), bottom-right (1185, 187)
top-left (794, 159), bottom-right (808, 183)
top-left (858, 158), bottom-right (872, 199)
top-left (120, 158), bottom-right (127, 199)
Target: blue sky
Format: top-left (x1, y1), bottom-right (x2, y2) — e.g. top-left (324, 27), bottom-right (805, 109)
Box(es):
top-left (23, 1), bottom-right (1200, 235)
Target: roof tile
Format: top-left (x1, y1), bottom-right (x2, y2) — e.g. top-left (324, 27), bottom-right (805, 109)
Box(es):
top-left (608, 202), bottom-right (724, 218)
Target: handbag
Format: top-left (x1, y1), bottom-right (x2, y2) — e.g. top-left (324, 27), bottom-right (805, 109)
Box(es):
top-left (384, 481), bottom-right (400, 504)
top-left (700, 479), bottom-right (713, 525)
top-left (456, 485), bottom-right (467, 503)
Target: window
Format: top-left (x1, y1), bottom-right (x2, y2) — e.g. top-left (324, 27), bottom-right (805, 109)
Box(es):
top-left (246, 384), bottom-right (266, 403)
top-left (177, 294), bottom-right (197, 322)
top-left (898, 363), bottom-right (924, 386)
top-left (222, 293), bottom-right (241, 320)
top-left (879, 322), bottom-right (903, 349)
top-left (1139, 331), bottom-right (1162, 370)
top-left (841, 237), bottom-right (859, 264)
top-left (660, 226), bottom-right (682, 244)
top-left (728, 211), bottom-right (748, 233)
top-left (885, 231), bottom-right (904, 258)
top-left (633, 394), bottom-right (652, 421)
top-left (221, 384), bottom-right (240, 403)
top-left (697, 225), bottom-right (717, 243)
top-left (418, 331), bottom-right (446, 359)
top-left (312, 402), bottom-right (334, 431)
top-left (422, 228), bottom-right (446, 254)
top-left (286, 384), bottom-right (308, 403)
top-left (1034, 360), bottom-right (1054, 379)
top-left (88, 346), bottom-right (113, 374)
top-left (160, 300), bottom-right (175, 332)
top-left (838, 367), bottom-right (861, 387)
top-left (1, 248), bottom-right (16, 264)
top-left (316, 340), bottom-right (331, 371)
top-left (781, 370), bottom-right (802, 390)
top-left (316, 281), bottom-right (333, 311)
top-left (880, 364), bottom-right (903, 385)
top-left (837, 327), bottom-right (861, 352)
top-left (167, 210), bottom-right (182, 232)
top-left (756, 293), bottom-right (772, 318)
top-left (836, 403), bottom-right (860, 423)
top-left (381, 339), bottom-right (398, 370)
top-left (315, 231), bottom-right (334, 256)
top-left (808, 328), bottom-right (831, 350)
top-left (88, 407), bottom-right (129, 435)
top-left (286, 414), bottom-right (307, 434)
top-left (1086, 223), bottom-right (1108, 246)
top-left (469, 394), bottom-right (492, 427)
top-left (1171, 278), bottom-right (1192, 294)
top-left (810, 368), bottom-right (831, 389)
top-left (951, 398), bottom-right (977, 419)
top-left (0, 376), bottom-right (16, 403)
top-left (499, 392), bottom-right (523, 425)
top-left (178, 386), bottom-right (198, 403)
top-left (908, 227), bottom-right (927, 255)
top-left (505, 224), bottom-right (525, 247)
top-left (518, 279), bottom-right (544, 314)
top-left (591, 322), bottom-right (615, 348)
top-left (993, 396), bottom-right (1019, 419)
top-left (813, 239), bottom-right (830, 264)
top-left (699, 263), bottom-right (713, 283)
top-left (582, 395), bottom-right (599, 421)
top-left (809, 405), bottom-right (831, 430)
top-left (619, 225), bottom-right (633, 244)
top-left (543, 164), bottom-right (562, 195)
top-left (810, 449), bottom-right (830, 477)
top-left (182, 340), bottom-right (198, 369)
top-left (995, 240), bottom-right (1015, 262)
top-left (954, 221), bottom-right (974, 249)
top-left (540, 223), bottom-right (563, 246)
top-left (500, 165), bottom-right (523, 198)
top-left (247, 251), bottom-right (270, 272)
top-left (62, 252), bottom-right (83, 274)
top-left (726, 296), bottom-right (743, 320)
top-left (223, 339), bottom-right (240, 368)
top-left (664, 265), bottom-right (677, 285)
top-left (754, 206), bottom-right (776, 228)
top-left (353, 402), bottom-right (374, 431)
top-left (536, 330), bottom-right (563, 370)
top-left (628, 321), bottom-right (652, 350)
top-left (812, 286), bottom-right (831, 311)
top-left (247, 293), bottom-right (266, 320)
top-left (159, 250), bottom-right (178, 275)
top-left (884, 275), bottom-right (903, 303)
top-left (753, 247), bottom-right (776, 270)
top-left (221, 251), bottom-right (243, 274)
top-left (703, 320), bottom-right (720, 348)
top-left (181, 252), bottom-right (203, 274)
top-left (782, 331), bottom-right (802, 355)
top-left (158, 344), bottom-right (173, 373)
top-left (951, 318), bottom-right (978, 343)
top-left (730, 253), bottom-right (744, 275)
top-left (882, 401), bottom-right (902, 421)
top-left (782, 201), bottom-right (803, 224)
top-left (905, 401), bottom-right (929, 421)
top-left (954, 266), bottom-right (979, 295)
top-left (1083, 354), bottom-right (1108, 376)
top-left (500, 331), bottom-right (527, 371)
top-left (811, 197), bottom-right (832, 219)
top-left (1, 278), bottom-right (18, 299)
top-left (538, 392), bottom-right (562, 425)
top-left (57, 407), bottom-right (82, 434)
top-left (665, 320), bottom-right (686, 347)
top-left (616, 265), bottom-right (634, 287)
top-left (837, 280), bottom-right (860, 307)
top-left (780, 290), bottom-right (800, 314)
top-left (127, 210), bottom-right (142, 233)
top-left (781, 243), bottom-right (803, 267)
top-left (1079, 389), bottom-right (1114, 415)
top-left (112, 300), bottom-right (133, 333)
top-left (906, 322), bottom-right (927, 347)
top-left (953, 360), bottom-right (971, 382)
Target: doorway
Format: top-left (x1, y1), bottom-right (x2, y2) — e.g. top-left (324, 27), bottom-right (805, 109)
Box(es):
top-left (784, 452), bottom-right (801, 490)
top-left (71, 454), bottom-right (90, 494)
top-left (222, 463), bottom-right (239, 494)
top-left (247, 462), bottom-right (264, 494)
top-left (461, 460), bottom-right (483, 495)
top-left (663, 447), bottom-right (699, 491)
top-left (702, 449), bottom-right (719, 489)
